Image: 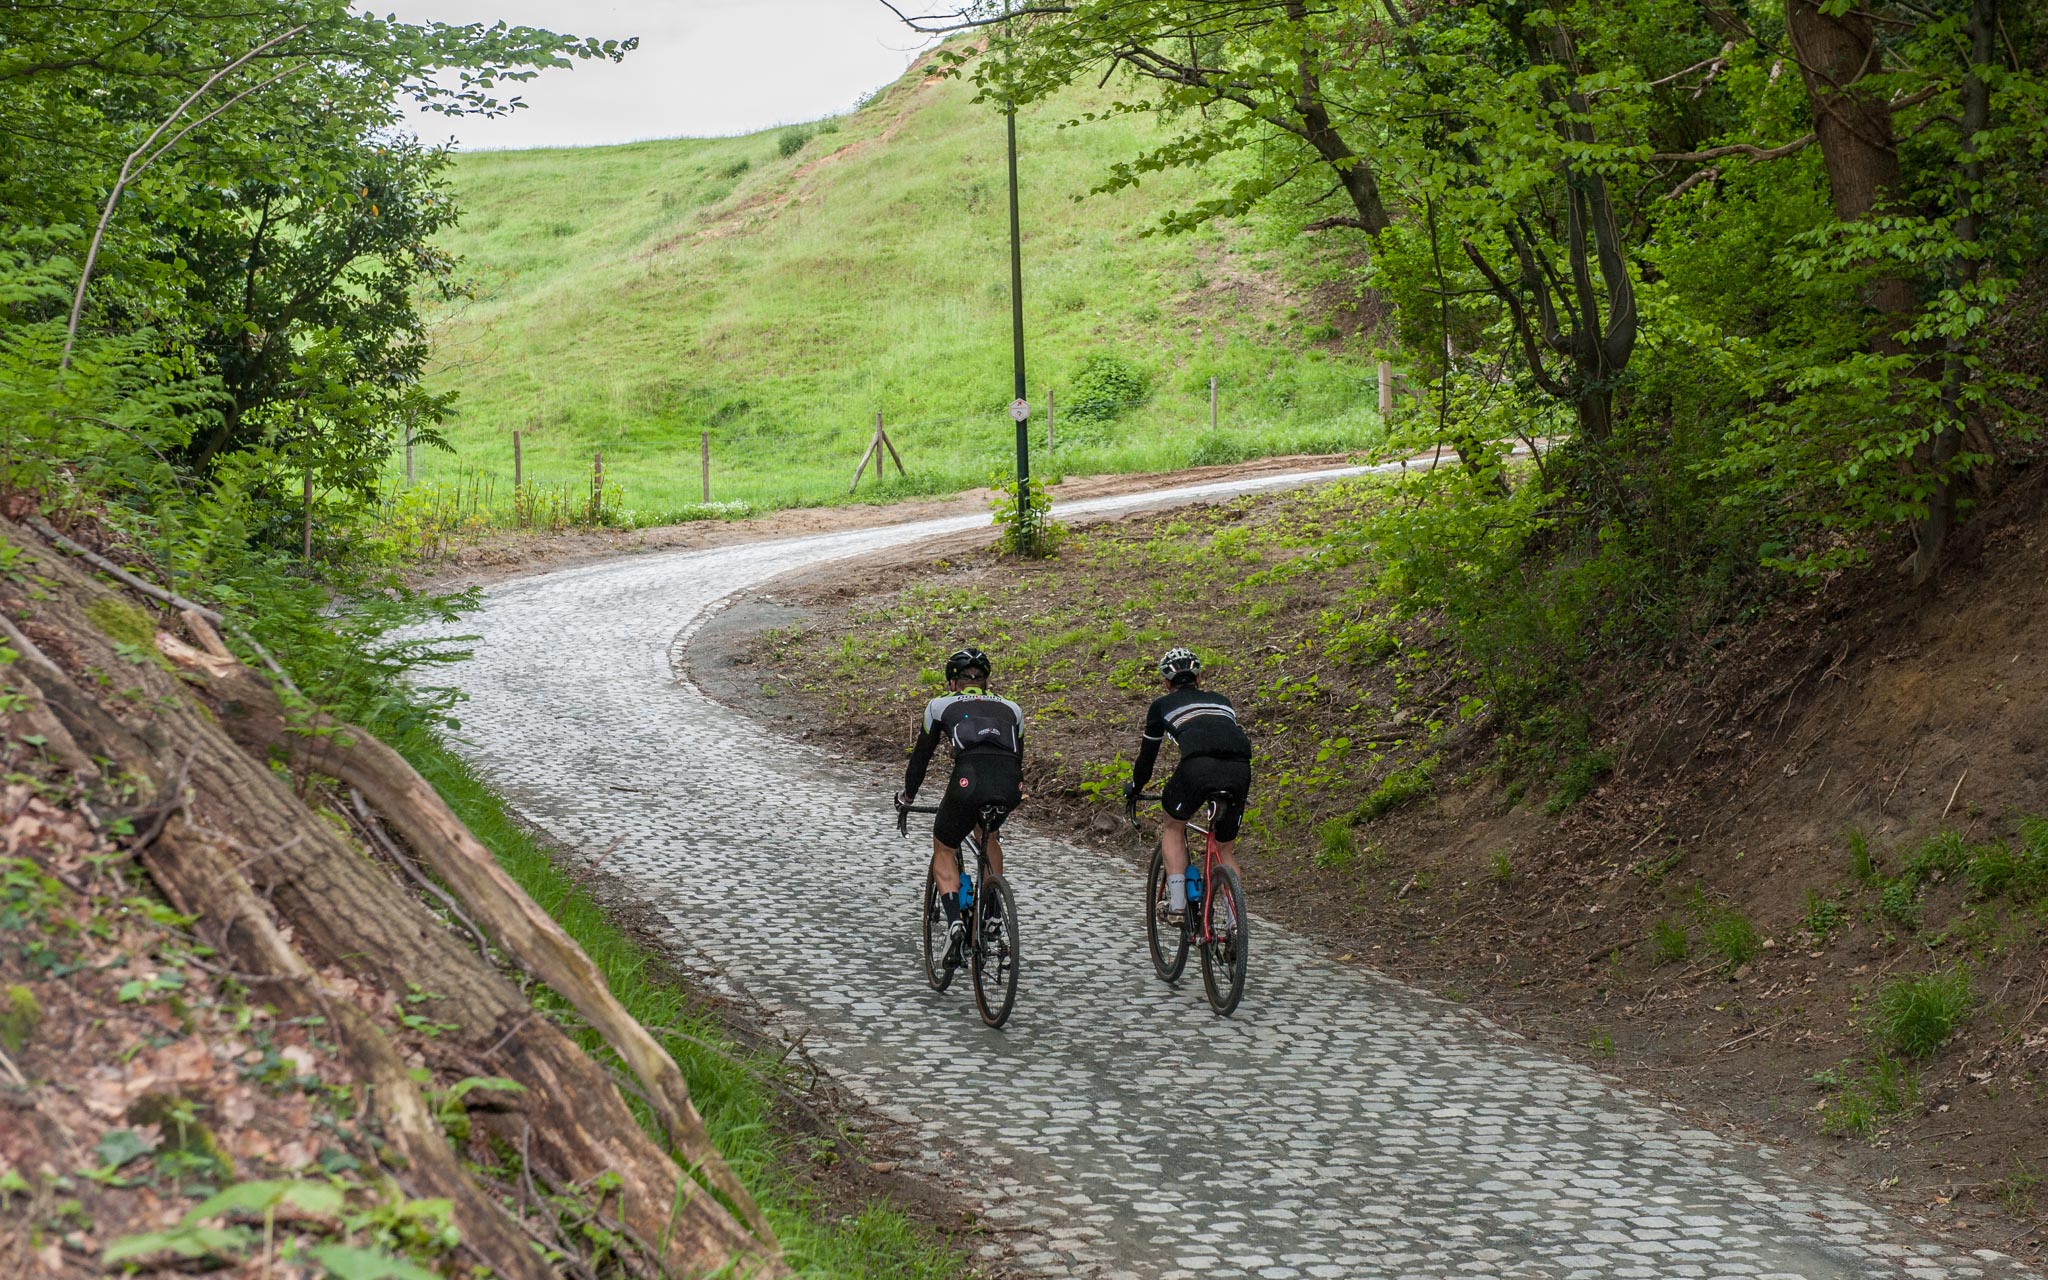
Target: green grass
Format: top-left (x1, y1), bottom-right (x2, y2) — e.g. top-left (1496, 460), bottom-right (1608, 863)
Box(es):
top-left (1816, 1054), bottom-right (1919, 1138)
top-left (1650, 916), bottom-right (1690, 965)
top-left (1871, 967), bottom-right (1974, 1060)
top-left (400, 734), bottom-right (966, 1279)
top-left (1314, 817), bottom-right (1357, 869)
top-left (1354, 758), bottom-right (1436, 822)
top-left (404, 50), bottom-right (1387, 521)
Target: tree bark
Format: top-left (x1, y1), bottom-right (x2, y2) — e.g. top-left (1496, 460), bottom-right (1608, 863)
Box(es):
top-left (1909, 0), bottom-right (1997, 585)
top-left (1785, 0), bottom-right (1916, 331)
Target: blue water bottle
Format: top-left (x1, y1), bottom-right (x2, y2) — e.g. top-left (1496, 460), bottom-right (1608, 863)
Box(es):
top-left (959, 872), bottom-right (974, 914)
top-left (1186, 864), bottom-right (1204, 905)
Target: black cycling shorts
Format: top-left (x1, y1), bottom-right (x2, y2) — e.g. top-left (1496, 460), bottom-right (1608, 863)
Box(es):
top-left (933, 751), bottom-right (1021, 849)
top-left (1162, 756), bottom-right (1252, 842)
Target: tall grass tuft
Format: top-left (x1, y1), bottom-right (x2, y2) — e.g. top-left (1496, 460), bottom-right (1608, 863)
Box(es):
top-left (1872, 967), bottom-right (1974, 1060)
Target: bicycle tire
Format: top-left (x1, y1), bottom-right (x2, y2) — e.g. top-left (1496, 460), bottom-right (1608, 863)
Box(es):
top-left (1145, 845), bottom-right (1190, 982)
top-left (1199, 865), bottom-right (1249, 1016)
top-left (971, 876), bottom-right (1019, 1028)
top-left (920, 865), bottom-right (956, 992)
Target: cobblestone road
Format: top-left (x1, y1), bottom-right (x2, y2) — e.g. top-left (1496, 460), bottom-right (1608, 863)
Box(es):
top-left (433, 470), bottom-right (2037, 1280)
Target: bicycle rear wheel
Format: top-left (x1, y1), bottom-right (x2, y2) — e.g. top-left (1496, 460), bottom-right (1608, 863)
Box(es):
top-left (1199, 866), bottom-right (1249, 1016)
top-left (920, 865), bottom-right (956, 992)
top-left (1145, 845), bottom-right (1189, 982)
top-left (971, 876), bottom-right (1019, 1028)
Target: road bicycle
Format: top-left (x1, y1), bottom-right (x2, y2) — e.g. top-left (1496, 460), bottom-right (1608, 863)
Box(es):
top-left (897, 799), bottom-right (1019, 1028)
top-left (1129, 789), bottom-right (1249, 1016)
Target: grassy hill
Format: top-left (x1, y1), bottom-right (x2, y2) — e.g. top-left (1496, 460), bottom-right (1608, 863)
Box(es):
top-left (408, 52), bottom-right (1385, 521)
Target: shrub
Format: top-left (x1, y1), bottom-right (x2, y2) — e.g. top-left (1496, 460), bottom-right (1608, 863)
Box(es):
top-left (1314, 818), bottom-right (1356, 870)
top-left (1872, 967), bottom-right (1973, 1059)
top-left (1063, 351), bottom-right (1152, 423)
top-left (1354, 757), bottom-right (1436, 822)
top-left (777, 127), bottom-right (813, 158)
top-left (1650, 917), bottom-right (1689, 965)
top-left (719, 157), bottom-right (751, 179)
top-left (988, 473), bottom-right (1062, 558)
top-left (1543, 748), bottom-right (1613, 814)
top-left (1847, 828), bottom-right (1879, 885)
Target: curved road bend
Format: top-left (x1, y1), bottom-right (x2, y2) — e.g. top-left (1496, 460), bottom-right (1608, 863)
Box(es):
top-left (431, 467), bottom-right (2034, 1280)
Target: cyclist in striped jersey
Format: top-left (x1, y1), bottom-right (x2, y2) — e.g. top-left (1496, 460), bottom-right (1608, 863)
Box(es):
top-left (1123, 648), bottom-right (1253, 925)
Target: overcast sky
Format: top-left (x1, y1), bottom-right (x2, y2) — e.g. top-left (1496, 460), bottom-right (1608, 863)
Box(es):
top-left (385, 1), bottom-right (930, 150)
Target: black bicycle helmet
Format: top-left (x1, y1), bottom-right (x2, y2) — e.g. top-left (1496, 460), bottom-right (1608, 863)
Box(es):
top-left (1158, 647), bottom-right (1201, 685)
top-left (945, 646), bottom-right (991, 681)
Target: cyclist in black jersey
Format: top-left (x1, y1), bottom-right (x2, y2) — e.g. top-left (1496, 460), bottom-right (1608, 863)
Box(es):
top-left (898, 647), bottom-right (1025, 961)
top-left (1123, 647), bottom-right (1253, 925)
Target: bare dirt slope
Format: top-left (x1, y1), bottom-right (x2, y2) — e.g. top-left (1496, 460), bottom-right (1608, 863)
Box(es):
top-left (697, 476), bottom-right (2048, 1261)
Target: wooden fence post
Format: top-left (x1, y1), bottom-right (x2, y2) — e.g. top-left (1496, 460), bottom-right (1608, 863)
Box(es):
top-left (513, 430), bottom-right (523, 491)
top-left (1378, 361), bottom-right (1394, 424)
top-left (1209, 376), bottom-right (1218, 433)
top-left (1047, 388), bottom-right (1055, 453)
top-left (700, 431), bottom-right (710, 503)
top-left (404, 423), bottom-right (415, 486)
top-left (590, 449), bottom-right (603, 522)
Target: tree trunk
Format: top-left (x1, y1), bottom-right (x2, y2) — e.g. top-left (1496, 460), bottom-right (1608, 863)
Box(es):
top-left (1785, 0), bottom-right (1916, 333)
top-left (1909, 0), bottom-right (1997, 585)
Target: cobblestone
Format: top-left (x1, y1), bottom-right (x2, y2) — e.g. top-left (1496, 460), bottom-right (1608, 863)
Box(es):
top-left (425, 471), bottom-right (2041, 1280)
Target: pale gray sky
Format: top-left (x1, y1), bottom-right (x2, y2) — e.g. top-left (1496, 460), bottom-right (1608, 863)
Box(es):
top-left (387, 1), bottom-right (929, 149)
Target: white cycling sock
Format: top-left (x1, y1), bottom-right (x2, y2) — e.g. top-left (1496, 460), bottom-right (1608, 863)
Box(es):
top-left (1168, 873), bottom-right (1187, 910)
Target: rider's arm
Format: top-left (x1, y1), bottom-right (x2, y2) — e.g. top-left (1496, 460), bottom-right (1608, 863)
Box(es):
top-left (1130, 699), bottom-right (1166, 791)
top-left (902, 705), bottom-right (943, 800)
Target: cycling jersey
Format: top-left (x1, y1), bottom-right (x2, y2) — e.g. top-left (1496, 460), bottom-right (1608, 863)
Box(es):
top-left (1131, 685), bottom-right (1252, 792)
top-left (903, 687), bottom-right (1025, 800)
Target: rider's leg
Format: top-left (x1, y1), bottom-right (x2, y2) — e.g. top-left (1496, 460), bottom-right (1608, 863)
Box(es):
top-left (1162, 816), bottom-right (1190, 909)
top-left (930, 839), bottom-right (962, 922)
top-left (984, 826), bottom-right (1004, 878)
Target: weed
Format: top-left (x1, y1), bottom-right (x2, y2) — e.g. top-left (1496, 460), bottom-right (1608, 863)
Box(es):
top-left (1650, 917), bottom-right (1690, 966)
top-left (1587, 1028), bottom-right (1615, 1056)
top-left (1818, 1054), bottom-right (1918, 1138)
top-left (1803, 890), bottom-right (1846, 941)
top-left (1314, 818), bottom-right (1356, 870)
top-left (1995, 1157), bottom-right (2042, 1219)
top-left (1968, 816), bottom-right (2048, 903)
top-left (776, 127), bottom-right (813, 157)
top-left (1354, 757), bottom-right (1436, 822)
top-left (1871, 966), bottom-right (1973, 1059)
top-left (1878, 876), bottom-right (1922, 931)
top-left (1847, 828), bottom-right (1879, 885)
top-left (1543, 748), bottom-right (1613, 814)
top-left (1689, 893), bottom-right (1758, 970)
top-left (1904, 829), bottom-right (1970, 883)
top-left (1489, 849), bottom-right (1513, 886)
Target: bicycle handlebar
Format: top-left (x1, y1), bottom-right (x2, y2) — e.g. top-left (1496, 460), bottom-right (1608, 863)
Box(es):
top-left (895, 797), bottom-right (938, 837)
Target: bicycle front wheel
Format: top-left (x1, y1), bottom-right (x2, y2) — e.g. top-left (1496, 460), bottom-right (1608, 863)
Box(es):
top-left (1199, 866), bottom-right (1249, 1016)
top-left (971, 876), bottom-right (1019, 1028)
top-left (1146, 845), bottom-right (1189, 982)
top-left (921, 865), bottom-right (956, 992)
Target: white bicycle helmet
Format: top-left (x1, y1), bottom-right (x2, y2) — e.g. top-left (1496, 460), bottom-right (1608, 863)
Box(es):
top-left (1158, 647), bottom-right (1201, 685)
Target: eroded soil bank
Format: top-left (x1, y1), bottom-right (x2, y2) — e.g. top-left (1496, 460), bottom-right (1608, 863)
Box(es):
top-left (690, 473), bottom-right (2048, 1263)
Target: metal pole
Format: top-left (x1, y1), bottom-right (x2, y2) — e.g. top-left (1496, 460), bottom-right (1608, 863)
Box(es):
top-left (1006, 102), bottom-right (1029, 543)
top-left (701, 430), bottom-right (710, 502)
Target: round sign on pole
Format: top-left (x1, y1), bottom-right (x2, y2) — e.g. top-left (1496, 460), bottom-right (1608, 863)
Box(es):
top-left (1009, 398), bottom-right (1031, 423)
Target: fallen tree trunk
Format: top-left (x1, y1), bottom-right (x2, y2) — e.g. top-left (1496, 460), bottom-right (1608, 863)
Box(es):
top-left (7, 517), bottom-right (786, 1279)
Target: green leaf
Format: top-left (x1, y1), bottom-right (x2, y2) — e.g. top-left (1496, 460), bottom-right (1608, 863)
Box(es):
top-left (308, 1243), bottom-right (444, 1280)
top-left (94, 1128), bottom-right (156, 1170)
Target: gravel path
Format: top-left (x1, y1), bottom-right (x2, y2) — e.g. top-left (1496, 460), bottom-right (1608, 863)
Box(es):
top-left (432, 468), bottom-right (2036, 1280)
